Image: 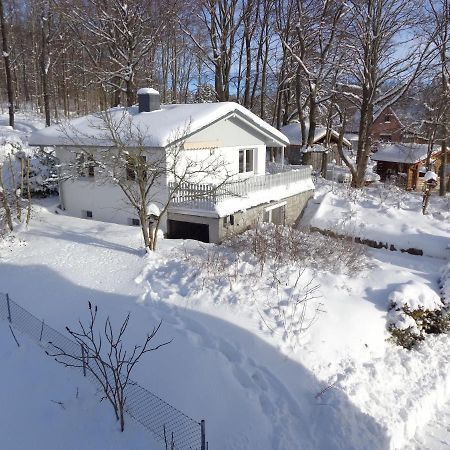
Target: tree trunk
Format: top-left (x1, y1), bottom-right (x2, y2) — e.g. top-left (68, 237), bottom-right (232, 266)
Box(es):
top-left (0, 0), bottom-right (14, 128)
top-left (40, 13), bottom-right (51, 127)
top-left (440, 128), bottom-right (448, 196)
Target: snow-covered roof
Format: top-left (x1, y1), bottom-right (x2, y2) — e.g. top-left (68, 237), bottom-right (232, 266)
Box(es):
top-left (280, 122), bottom-right (351, 148)
top-left (344, 133), bottom-right (359, 141)
top-left (371, 143), bottom-right (438, 164)
top-left (29, 102), bottom-right (289, 148)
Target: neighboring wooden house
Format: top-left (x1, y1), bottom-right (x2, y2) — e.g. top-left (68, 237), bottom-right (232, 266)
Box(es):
top-left (372, 143), bottom-right (449, 191)
top-left (280, 122), bottom-right (351, 171)
top-left (371, 106), bottom-right (427, 144)
top-left (371, 107), bottom-right (403, 143)
top-left (29, 88), bottom-right (315, 243)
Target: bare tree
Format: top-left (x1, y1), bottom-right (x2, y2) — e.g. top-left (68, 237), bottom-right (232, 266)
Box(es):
top-left (340, 0), bottom-right (435, 188)
top-left (47, 302), bottom-right (171, 432)
top-left (180, 0), bottom-right (242, 102)
top-left (65, 0), bottom-right (170, 107)
top-left (422, 0), bottom-right (450, 196)
top-left (0, 147), bottom-right (33, 231)
top-left (276, 0), bottom-right (345, 149)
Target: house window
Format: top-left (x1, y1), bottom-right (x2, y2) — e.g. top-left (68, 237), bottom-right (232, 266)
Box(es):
top-left (126, 155), bottom-right (147, 181)
top-left (239, 148), bottom-right (254, 173)
top-left (84, 210), bottom-right (93, 218)
top-left (76, 153), bottom-right (95, 178)
top-left (380, 134), bottom-right (392, 142)
top-left (263, 202), bottom-right (286, 226)
top-left (223, 215), bottom-right (235, 227)
top-left (87, 156), bottom-right (95, 177)
top-left (129, 218), bottom-right (140, 226)
top-left (384, 114), bottom-right (391, 123)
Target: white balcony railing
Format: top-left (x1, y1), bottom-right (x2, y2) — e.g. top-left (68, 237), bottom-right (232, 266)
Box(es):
top-left (169, 165), bottom-right (313, 212)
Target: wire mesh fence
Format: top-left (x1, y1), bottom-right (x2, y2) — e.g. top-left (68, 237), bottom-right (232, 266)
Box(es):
top-left (0, 292), bottom-right (206, 450)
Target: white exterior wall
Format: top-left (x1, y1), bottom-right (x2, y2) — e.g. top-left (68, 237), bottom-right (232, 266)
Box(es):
top-left (56, 147), bottom-right (169, 231)
top-left (183, 116), bottom-right (268, 178)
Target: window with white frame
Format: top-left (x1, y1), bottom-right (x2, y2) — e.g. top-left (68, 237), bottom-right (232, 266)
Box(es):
top-left (263, 202), bottom-right (286, 225)
top-left (239, 148), bottom-right (254, 173)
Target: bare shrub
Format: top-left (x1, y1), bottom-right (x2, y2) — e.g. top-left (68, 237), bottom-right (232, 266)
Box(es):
top-left (180, 242), bottom-right (243, 292)
top-left (226, 222), bottom-right (367, 276)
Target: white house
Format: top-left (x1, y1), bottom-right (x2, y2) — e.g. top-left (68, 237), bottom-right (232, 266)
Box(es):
top-left (29, 89), bottom-right (315, 243)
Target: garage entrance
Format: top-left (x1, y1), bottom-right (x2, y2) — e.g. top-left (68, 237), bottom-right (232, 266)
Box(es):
top-left (167, 219), bottom-right (210, 243)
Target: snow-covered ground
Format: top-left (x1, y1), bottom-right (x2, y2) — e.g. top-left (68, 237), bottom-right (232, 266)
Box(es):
top-left (1, 115), bottom-right (450, 449)
top-left (0, 197), bottom-right (447, 449)
top-left (308, 180), bottom-right (450, 259)
top-left (0, 322), bottom-right (158, 450)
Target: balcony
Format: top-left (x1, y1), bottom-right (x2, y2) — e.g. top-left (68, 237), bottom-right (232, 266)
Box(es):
top-left (168, 165), bottom-right (314, 214)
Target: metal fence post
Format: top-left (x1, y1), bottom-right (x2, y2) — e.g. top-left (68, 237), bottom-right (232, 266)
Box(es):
top-left (6, 293), bottom-right (11, 323)
top-left (39, 320), bottom-right (44, 342)
top-left (81, 345), bottom-right (87, 377)
top-left (201, 419), bottom-right (206, 450)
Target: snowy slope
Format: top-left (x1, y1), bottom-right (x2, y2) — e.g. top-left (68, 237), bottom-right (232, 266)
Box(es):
top-left (0, 198), bottom-right (447, 449)
top-left (0, 200), bottom-right (386, 449)
top-left (309, 182), bottom-right (450, 259)
top-left (0, 322), bottom-right (159, 450)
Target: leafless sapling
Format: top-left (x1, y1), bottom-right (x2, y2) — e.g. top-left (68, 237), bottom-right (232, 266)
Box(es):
top-left (47, 302), bottom-right (172, 432)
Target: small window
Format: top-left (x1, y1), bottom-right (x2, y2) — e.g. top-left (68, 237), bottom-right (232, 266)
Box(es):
top-left (84, 210), bottom-right (93, 218)
top-left (126, 155), bottom-right (147, 181)
top-left (76, 153), bottom-right (86, 177)
top-left (239, 150), bottom-right (245, 173)
top-left (239, 148), bottom-right (255, 173)
top-left (126, 158), bottom-right (136, 181)
top-left (263, 203), bottom-right (286, 225)
top-left (77, 153), bottom-right (95, 178)
top-left (223, 215), bottom-right (235, 226)
top-left (246, 149), bottom-right (253, 172)
top-left (130, 218), bottom-right (140, 226)
top-left (380, 134), bottom-right (392, 142)
top-left (87, 156), bottom-right (95, 177)
top-left (384, 114), bottom-right (391, 123)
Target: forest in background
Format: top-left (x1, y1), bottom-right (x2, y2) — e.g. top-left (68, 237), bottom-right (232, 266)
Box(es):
top-left (0, 0), bottom-right (449, 188)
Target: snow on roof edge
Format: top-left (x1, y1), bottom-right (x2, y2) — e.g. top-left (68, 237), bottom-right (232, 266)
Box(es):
top-left (29, 102), bottom-right (289, 148)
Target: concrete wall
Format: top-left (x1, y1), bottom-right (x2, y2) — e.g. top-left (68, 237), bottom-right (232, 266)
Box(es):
top-left (168, 189), bottom-right (314, 243)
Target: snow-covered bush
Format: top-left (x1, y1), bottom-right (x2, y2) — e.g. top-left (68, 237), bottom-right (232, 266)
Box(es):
top-left (28, 148), bottom-right (58, 196)
top-left (387, 281), bottom-right (450, 350)
top-left (0, 137), bottom-right (57, 197)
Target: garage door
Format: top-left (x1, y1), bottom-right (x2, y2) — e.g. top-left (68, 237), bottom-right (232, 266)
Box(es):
top-left (167, 220), bottom-right (210, 243)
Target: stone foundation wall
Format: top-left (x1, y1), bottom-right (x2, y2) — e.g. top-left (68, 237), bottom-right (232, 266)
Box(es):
top-left (168, 190), bottom-right (314, 243)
